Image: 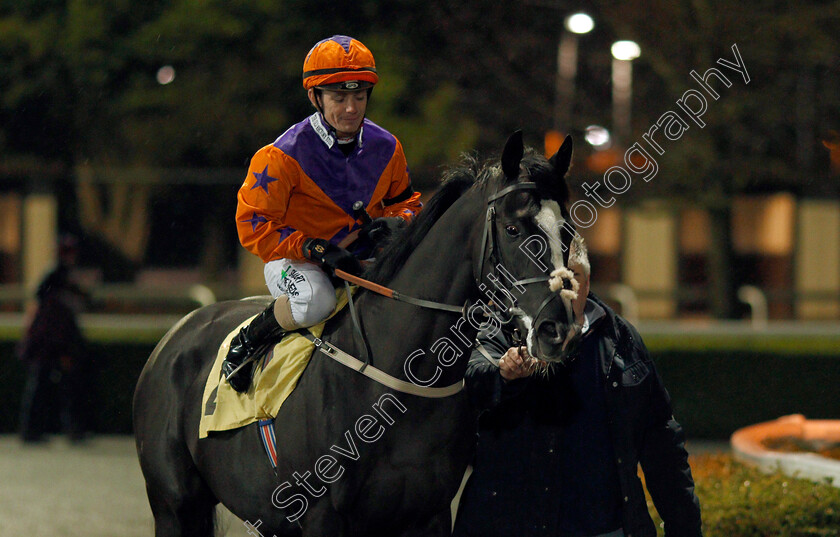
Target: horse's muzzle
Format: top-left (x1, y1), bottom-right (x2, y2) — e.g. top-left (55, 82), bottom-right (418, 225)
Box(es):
top-left (534, 319), bottom-right (581, 363)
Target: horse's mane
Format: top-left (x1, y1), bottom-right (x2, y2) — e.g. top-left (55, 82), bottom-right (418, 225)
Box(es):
top-left (364, 148), bottom-right (559, 285)
top-left (363, 155), bottom-right (482, 284)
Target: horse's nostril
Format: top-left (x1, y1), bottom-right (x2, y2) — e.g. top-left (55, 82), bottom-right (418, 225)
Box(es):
top-left (537, 321), bottom-right (559, 339)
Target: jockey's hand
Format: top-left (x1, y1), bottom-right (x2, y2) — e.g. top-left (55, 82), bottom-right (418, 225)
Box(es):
top-left (303, 238), bottom-right (362, 277)
top-left (499, 346), bottom-right (535, 381)
top-left (359, 217), bottom-right (405, 246)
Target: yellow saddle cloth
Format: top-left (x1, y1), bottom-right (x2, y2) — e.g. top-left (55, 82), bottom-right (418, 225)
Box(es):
top-left (199, 288), bottom-right (352, 439)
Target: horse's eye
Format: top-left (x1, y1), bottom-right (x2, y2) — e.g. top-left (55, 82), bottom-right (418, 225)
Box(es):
top-left (505, 225), bottom-right (520, 238)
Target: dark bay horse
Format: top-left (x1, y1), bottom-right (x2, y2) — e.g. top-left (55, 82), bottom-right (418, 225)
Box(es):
top-left (133, 132), bottom-right (580, 537)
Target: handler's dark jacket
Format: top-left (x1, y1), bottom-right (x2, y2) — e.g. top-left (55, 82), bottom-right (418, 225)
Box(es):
top-left (453, 294), bottom-right (702, 537)
top-left (17, 263), bottom-right (87, 366)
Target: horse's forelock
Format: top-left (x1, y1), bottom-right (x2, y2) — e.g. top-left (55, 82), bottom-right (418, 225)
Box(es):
top-left (521, 151), bottom-right (569, 206)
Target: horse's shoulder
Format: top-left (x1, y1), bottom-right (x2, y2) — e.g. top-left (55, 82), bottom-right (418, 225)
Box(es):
top-left (170, 297), bottom-right (272, 337)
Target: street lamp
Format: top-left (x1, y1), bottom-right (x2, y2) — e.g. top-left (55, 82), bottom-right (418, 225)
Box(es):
top-left (554, 12), bottom-right (594, 133)
top-left (156, 65), bottom-right (176, 85)
top-left (610, 40), bottom-right (640, 146)
top-left (565, 12), bottom-right (594, 34)
top-left (584, 125), bottom-right (612, 150)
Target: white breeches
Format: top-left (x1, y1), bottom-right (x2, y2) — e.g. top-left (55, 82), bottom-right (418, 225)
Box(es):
top-left (263, 259), bottom-right (337, 328)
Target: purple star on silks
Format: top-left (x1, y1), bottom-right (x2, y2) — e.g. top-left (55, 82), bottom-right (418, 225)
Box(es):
top-left (251, 166), bottom-right (278, 193)
top-left (241, 212), bottom-right (268, 231)
top-left (277, 227), bottom-right (296, 243)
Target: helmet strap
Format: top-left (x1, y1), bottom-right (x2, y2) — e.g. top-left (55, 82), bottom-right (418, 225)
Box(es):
top-left (311, 88), bottom-right (325, 115)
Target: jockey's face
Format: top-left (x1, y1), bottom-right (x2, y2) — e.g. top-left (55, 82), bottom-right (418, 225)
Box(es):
top-left (309, 88), bottom-right (368, 139)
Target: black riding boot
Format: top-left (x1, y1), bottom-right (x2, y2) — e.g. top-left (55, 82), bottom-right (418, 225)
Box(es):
top-left (222, 300), bottom-right (285, 392)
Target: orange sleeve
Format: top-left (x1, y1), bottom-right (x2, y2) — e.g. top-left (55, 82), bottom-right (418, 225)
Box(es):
top-left (381, 139), bottom-right (423, 221)
top-left (235, 145), bottom-right (308, 262)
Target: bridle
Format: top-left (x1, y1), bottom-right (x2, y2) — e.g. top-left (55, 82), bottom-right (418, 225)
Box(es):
top-left (313, 180), bottom-right (574, 397)
top-left (475, 181), bottom-right (575, 327)
top-left (337, 180), bottom-right (575, 350)
top-left (339, 181), bottom-right (570, 317)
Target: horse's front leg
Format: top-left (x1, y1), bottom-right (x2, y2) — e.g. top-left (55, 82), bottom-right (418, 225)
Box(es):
top-left (397, 509), bottom-right (452, 537)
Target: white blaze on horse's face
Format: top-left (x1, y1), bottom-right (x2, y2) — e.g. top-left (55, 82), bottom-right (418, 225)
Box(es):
top-left (534, 200), bottom-right (579, 347)
top-left (535, 200), bottom-right (578, 298)
top-left (535, 201), bottom-right (566, 272)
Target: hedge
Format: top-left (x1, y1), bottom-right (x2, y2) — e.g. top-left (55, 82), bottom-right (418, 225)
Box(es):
top-left (653, 351), bottom-right (840, 439)
top-left (1, 327), bottom-right (838, 437)
top-left (0, 340), bottom-right (151, 434)
top-left (647, 453), bottom-right (840, 536)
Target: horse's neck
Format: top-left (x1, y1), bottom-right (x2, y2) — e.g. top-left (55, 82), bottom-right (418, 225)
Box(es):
top-left (356, 193), bottom-right (483, 387)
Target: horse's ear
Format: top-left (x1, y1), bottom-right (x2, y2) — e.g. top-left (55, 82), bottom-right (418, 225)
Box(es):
top-left (501, 130), bottom-right (524, 182)
top-left (545, 135), bottom-right (573, 204)
top-left (549, 135), bottom-right (573, 178)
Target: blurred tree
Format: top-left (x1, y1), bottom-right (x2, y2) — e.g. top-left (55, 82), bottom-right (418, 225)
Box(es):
top-left (362, 32), bottom-right (480, 181)
top-left (2, 0), bottom-right (837, 311)
top-left (397, 0), bottom-right (839, 318)
top-left (591, 0), bottom-right (840, 317)
top-left (414, 0), bottom-right (564, 150)
top-left (0, 1), bottom-right (478, 275)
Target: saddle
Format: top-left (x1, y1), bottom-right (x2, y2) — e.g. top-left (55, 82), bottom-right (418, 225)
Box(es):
top-left (198, 288), bottom-right (352, 439)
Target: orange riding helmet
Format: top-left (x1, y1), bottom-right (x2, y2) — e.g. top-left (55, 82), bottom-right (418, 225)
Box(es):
top-left (302, 35), bottom-right (378, 91)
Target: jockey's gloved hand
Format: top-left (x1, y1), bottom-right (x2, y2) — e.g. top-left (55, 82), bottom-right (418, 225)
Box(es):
top-left (302, 238), bottom-right (362, 276)
top-left (359, 217), bottom-right (406, 246)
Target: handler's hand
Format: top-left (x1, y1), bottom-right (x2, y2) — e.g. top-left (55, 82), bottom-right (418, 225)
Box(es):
top-left (499, 346), bottom-right (535, 381)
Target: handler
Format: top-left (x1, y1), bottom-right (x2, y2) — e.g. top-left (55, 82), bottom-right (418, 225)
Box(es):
top-left (224, 35), bottom-right (422, 392)
top-left (453, 238), bottom-right (703, 537)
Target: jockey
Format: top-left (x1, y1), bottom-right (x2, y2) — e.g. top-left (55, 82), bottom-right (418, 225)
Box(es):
top-left (223, 35), bottom-right (422, 392)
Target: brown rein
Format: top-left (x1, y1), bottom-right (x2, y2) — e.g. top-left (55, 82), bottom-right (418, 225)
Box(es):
top-left (333, 269), bottom-right (465, 314)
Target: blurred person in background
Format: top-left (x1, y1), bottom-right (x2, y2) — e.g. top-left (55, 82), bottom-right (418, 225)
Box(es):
top-left (223, 34), bottom-right (422, 392)
top-left (17, 234), bottom-right (92, 443)
top-left (453, 237), bottom-right (702, 537)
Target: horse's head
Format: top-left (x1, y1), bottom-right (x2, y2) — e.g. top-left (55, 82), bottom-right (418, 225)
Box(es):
top-left (474, 131), bottom-right (582, 364)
